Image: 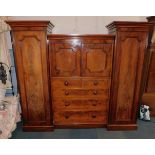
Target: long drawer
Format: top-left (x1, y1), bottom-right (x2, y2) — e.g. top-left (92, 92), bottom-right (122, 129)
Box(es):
top-left (51, 77), bottom-right (111, 89)
top-left (53, 98), bottom-right (109, 111)
top-left (54, 111), bottom-right (107, 125)
top-left (53, 88), bottom-right (110, 98)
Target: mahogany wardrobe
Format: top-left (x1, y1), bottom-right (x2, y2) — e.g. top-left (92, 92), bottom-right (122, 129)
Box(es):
top-left (6, 20), bottom-right (152, 131)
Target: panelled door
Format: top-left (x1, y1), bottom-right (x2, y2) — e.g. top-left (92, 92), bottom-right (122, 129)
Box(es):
top-left (13, 31), bottom-right (51, 126)
top-left (49, 39), bottom-right (81, 77)
top-left (81, 40), bottom-right (113, 77)
top-left (50, 38), bottom-right (113, 77)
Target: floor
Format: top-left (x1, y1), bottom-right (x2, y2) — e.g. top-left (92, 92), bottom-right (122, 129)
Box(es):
top-left (11, 118), bottom-right (155, 139)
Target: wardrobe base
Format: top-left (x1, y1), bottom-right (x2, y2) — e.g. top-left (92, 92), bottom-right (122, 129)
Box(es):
top-left (22, 124), bottom-right (138, 131)
top-left (107, 124), bottom-right (137, 131)
top-left (54, 124), bottom-right (106, 129)
top-left (23, 125), bottom-right (54, 132)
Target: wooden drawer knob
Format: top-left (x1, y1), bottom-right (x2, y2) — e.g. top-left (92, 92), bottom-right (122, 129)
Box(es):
top-left (65, 91), bottom-right (69, 95)
top-left (64, 81), bottom-right (69, 86)
top-left (93, 80), bottom-right (98, 86)
top-left (92, 102), bottom-right (97, 106)
top-left (56, 70), bottom-right (60, 74)
top-left (92, 114), bottom-right (96, 118)
top-left (64, 101), bottom-right (70, 107)
top-left (93, 90), bottom-right (97, 95)
top-left (65, 115), bottom-right (69, 119)
top-left (91, 100), bottom-right (97, 106)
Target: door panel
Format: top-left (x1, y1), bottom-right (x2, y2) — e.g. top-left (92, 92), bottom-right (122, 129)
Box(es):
top-left (111, 32), bottom-right (147, 123)
top-left (49, 40), bottom-right (80, 77)
top-left (13, 31), bottom-right (51, 125)
top-left (81, 42), bottom-right (113, 77)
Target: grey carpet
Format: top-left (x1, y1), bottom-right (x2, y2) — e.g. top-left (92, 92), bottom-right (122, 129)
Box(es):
top-left (11, 118), bottom-right (155, 139)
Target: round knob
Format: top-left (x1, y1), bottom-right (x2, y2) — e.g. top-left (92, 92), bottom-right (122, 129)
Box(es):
top-left (65, 101), bottom-right (70, 107)
top-left (65, 115), bottom-right (69, 119)
top-left (65, 91), bottom-right (69, 95)
top-left (92, 102), bottom-right (97, 106)
top-left (56, 70), bottom-right (60, 74)
top-left (93, 90), bottom-right (97, 95)
top-left (92, 114), bottom-right (96, 118)
top-left (64, 81), bottom-right (69, 86)
top-left (93, 80), bottom-right (98, 86)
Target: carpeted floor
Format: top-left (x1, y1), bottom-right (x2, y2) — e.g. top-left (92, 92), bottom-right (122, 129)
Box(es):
top-left (11, 118), bottom-right (155, 139)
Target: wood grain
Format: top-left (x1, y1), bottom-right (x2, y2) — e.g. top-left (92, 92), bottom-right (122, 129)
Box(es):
top-left (6, 21), bottom-right (53, 131)
top-left (107, 21), bottom-right (151, 130)
top-left (49, 35), bottom-right (114, 128)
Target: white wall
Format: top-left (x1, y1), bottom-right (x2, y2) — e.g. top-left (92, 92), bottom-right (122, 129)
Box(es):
top-left (8, 16), bottom-right (147, 34)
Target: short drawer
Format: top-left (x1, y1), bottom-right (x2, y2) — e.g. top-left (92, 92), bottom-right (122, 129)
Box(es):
top-left (51, 78), bottom-right (81, 89)
top-left (82, 78), bottom-right (111, 89)
top-left (53, 98), bottom-right (109, 111)
top-left (53, 89), bottom-right (110, 98)
top-left (54, 111), bottom-right (107, 125)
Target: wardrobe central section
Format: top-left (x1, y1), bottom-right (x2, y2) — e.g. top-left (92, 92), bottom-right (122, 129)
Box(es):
top-left (48, 35), bottom-right (115, 128)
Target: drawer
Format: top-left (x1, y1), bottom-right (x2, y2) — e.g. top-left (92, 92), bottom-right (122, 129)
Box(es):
top-left (82, 78), bottom-right (111, 89)
top-left (54, 111), bottom-right (107, 125)
top-left (53, 98), bottom-right (109, 111)
top-left (53, 89), bottom-right (110, 98)
top-left (51, 78), bottom-right (81, 89)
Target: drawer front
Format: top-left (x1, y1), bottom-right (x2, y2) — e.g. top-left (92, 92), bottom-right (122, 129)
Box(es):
top-left (54, 111), bottom-right (107, 125)
top-left (82, 78), bottom-right (111, 89)
top-left (53, 98), bottom-right (109, 111)
top-left (52, 78), bottom-right (81, 89)
top-left (53, 89), bottom-right (110, 97)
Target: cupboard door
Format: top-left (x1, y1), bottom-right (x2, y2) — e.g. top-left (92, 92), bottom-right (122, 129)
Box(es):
top-left (110, 32), bottom-right (147, 124)
top-left (106, 21), bottom-right (151, 130)
top-left (13, 31), bottom-right (51, 127)
top-left (49, 40), bottom-right (81, 77)
top-left (81, 42), bottom-right (113, 77)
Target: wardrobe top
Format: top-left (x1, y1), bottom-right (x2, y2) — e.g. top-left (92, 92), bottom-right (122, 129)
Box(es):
top-left (47, 34), bottom-right (115, 39)
top-left (107, 21), bottom-right (153, 30)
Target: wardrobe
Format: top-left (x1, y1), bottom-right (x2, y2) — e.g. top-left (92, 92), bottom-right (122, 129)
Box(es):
top-left (6, 20), bottom-right (152, 131)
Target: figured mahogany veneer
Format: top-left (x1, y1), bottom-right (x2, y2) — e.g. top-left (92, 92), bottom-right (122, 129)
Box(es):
top-left (54, 111), bottom-right (108, 126)
top-left (53, 98), bottom-right (108, 111)
top-left (107, 21), bottom-right (152, 130)
top-left (6, 21), bottom-right (54, 131)
top-left (48, 35), bottom-right (114, 127)
top-left (51, 77), bottom-right (111, 89)
top-left (6, 20), bottom-right (152, 131)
